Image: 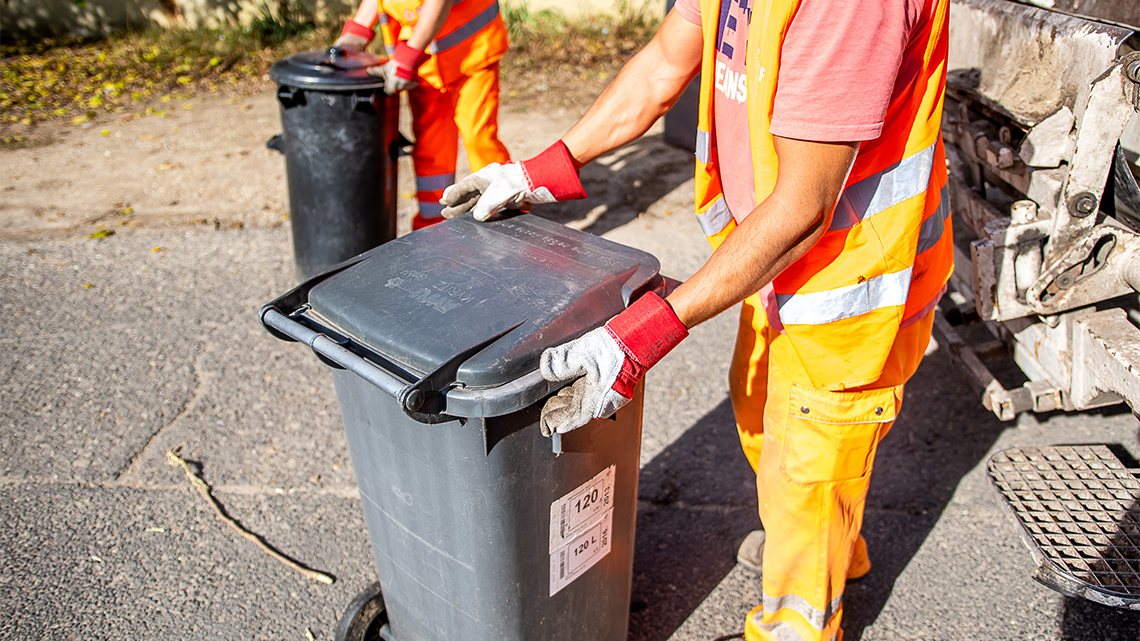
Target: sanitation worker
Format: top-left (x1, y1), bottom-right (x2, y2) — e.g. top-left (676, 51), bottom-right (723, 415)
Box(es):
top-left (335, 0), bottom-right (511, 229)
top-left (440, 0), bottom-right (951, 639)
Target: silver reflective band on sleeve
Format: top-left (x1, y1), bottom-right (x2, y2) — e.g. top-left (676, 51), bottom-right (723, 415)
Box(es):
top-left (429, 2), bottom-right (499, 55)
top-left (386, 44), bottom-right (396, 56)
top-left (418, 201), bottom-right (445, 218)
top-left (416, 172), bottom-right (457, 192)
top-left (915, 184), bottom-right (950, 255)
top-left (695, 197), bottom-right (733, 236)
top-left (378, 14), bottom-right (389, 25)
top-left (776, 267), bottom-right (913, 325)
top-left (762, 591), bottom-right (843, 631)
top-left (830, 142), bottom-right (937, 232)
top-left (695, 129), bottom-right (711, 164)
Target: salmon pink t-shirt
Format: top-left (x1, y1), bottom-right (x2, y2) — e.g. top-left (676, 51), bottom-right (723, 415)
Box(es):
top-left (673, 0), bottom-right (930, 221)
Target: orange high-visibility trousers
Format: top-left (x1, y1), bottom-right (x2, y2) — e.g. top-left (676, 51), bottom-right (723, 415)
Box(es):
top-left (730, 293), bottom-right (934, 641)
top-left (408, 61), bottom-right (510, 225)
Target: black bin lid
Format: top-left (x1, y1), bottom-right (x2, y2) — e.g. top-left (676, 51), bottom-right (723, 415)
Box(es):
top-left (269, 47), bottom-right (386, 90)
top-left (304, 214), bottom-right (662, 390)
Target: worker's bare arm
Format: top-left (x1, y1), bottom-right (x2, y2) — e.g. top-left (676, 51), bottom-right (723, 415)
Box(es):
top-left (351, 0), bottom-right (379, 27)
top-left (562, 10), bottom-right (702, 168)
top-left (406, 0), bottom-right (456, 51)
top-left (666, 136), bottom-right (859, 329)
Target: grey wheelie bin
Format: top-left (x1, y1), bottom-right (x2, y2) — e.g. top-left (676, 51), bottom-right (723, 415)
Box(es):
top-left (267, 47), bottom-right (401, 280)
top-left (259, 213), bottom-right (668, 641)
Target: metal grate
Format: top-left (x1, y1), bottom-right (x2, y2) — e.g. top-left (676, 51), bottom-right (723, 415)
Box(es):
top-left (988, 445), bottom-right (1140, 609)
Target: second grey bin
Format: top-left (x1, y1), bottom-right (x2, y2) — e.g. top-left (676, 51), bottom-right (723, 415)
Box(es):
top-left (261, 214), bottom-right (667, 641)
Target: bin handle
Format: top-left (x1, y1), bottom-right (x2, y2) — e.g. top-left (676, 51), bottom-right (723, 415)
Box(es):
top-left (261, 307), bottom-right (410, 399)
top-left (260, 307), bottom-right (564, 423)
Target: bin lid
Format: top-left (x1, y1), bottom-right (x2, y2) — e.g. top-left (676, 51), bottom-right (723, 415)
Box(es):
top-left (269, 47), bottom-right (386, 90)
top-left (303, 214), bottom-right (663, 390)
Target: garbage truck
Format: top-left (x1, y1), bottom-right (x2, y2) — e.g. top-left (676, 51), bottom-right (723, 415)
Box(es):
top-left (935, 0), bottom-right (1140, 611)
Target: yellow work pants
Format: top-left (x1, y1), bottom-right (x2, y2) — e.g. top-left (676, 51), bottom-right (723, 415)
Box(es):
top-left (731, 294), bottom-right (934, 641)
top-left (408, 62), bottom-right (510, 224)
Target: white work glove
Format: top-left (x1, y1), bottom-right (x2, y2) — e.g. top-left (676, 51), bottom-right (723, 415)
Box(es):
top-left (332, 33), bottom-right (369, 52)
top-left (538, 292), bottom-right (688, 436)
top-left (367, 41), bottom-right (428, 95)
top-left (335, 19), bottom-right (373, 53)
top-left (440, 140), bottom-right (587, 221)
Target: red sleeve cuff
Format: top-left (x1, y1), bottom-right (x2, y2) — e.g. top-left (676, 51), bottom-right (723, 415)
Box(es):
top-left (605, 292), bottom-right (688, 370)
top-left (341, 19), bottom-right (375, 42)
top-left (392, 41), bottom-right (430, 79)
top-left (519, 140), bottom-right (587, 201)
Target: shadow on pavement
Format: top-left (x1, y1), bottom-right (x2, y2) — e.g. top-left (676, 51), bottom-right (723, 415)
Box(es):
top-left (531, 133), bottom-right (694, 238)
top-left (628, 398), bottom-right (759, 641)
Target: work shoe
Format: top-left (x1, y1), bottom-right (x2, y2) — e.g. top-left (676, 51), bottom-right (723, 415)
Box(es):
top-left (736, 530), bottom-right (871, 581)
top-left (736, 530), bottom-right (766, 575)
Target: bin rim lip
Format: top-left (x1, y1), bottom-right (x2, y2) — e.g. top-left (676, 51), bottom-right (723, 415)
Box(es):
top-left (269, 49), bottom-right (387, 91)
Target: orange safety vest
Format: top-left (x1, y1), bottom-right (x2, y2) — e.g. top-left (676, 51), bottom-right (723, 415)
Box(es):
top-left (694, 0), bottom-right (953, 390)
top-left (377, 0), bottom-right (509, 90)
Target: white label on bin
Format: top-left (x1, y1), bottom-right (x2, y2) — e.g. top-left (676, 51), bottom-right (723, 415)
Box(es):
top-left (548, 465), bottom-right (615, 552)
top-left (549, 509), bottom-right (612, 596)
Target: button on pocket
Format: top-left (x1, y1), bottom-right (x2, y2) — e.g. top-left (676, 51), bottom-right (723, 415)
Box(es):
top-left (780, 384), bottom-right (899, 486)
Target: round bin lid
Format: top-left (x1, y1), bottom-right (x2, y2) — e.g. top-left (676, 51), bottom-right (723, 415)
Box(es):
top-left (269, 47), bottom-right (387, 91)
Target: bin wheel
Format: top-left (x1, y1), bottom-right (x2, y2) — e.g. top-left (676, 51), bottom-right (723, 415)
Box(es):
top-left (334, 582), bottom-right (388, 641)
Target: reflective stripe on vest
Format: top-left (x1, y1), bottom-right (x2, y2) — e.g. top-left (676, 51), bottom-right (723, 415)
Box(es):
top-left (830, 141), bottom-right (937, 232)
top-left (429, 2), bottom-right (500, 54)
top-left (696, 195), bottom-right (733, 236)
top-left (695, 128), bottom-right (711, 165)
top-left (416, 172), bottom-right (456, 192)
top-left (777, 267), bottom-right (913, 326)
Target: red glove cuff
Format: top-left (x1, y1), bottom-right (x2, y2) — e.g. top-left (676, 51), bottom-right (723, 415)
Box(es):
top-left (392, 41), bottom-right (430, 80)
top-left (605, 292), bottom-right (689, 398)
top-left (519, 140), bottom-right (588, 201)
top-left (341, 19), bottom-right (375, 43)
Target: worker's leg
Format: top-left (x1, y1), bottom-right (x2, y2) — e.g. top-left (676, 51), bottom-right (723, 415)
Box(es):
top-left (729, 293), bottom-right (772, 474)
top-left (407, 82), bottom-right (460, 229)
top-left (741, 310), bottom-right (935, 641)
top-left (454, 62), bottom-right (511, 171)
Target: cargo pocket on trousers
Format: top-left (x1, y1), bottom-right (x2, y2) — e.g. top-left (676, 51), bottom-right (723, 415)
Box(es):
top-left (780, 383), bottom-right (900, 486)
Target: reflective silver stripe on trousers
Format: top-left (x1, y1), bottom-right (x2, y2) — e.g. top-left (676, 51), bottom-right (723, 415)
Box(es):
top-left (830, 142), bottom-right (937, 232)
top-left (416, 173), bottom-right (456, 192)
top-left (418, 201), bottom-right (445, 218)
top-left (695, 129), bottom-right (711, 164)
top-left (763, 591), bottom-right (843, 631)
top-left (695, 196), bottom-right (733, 236)
top-left (750, 607), bottom-right (839, 641)
top-left (429, 2), bottom-right (499, 55)
top-left (915, 184), bottom-right (950, 255)
top-left (386, 44), bottom-right (396, 56)
top-left (776, 267), bottom-right (914, 326)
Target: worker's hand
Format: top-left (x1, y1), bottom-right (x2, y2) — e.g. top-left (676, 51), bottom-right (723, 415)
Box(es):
top-left (440, 140), bottom-right (587, 221)
top-left (335, 19), bottom-right (373, 52)
top-left (367, 41), bottom-right (429, 95)
top-left (333, 33), bottom-right (369, 52)
top-left (538, 293), bottom-right (688, 436)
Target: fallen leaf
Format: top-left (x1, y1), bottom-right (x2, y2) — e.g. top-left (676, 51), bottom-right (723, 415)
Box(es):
top-left (90, 229), bottom-right (115, 239)
top-left (154, 161), bottom-right (183, 172)
top-left (84, 283), bottom-right (96, 288)
top-left (238, 104), bottom-right (253, 112)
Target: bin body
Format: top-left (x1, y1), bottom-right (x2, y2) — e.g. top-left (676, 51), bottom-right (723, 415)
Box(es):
top-left (261, 214), bottom-right (667, 641)
top-left (335, 372), bottom-right (643, 641)
top-left (269, 48), bottom-right (400, 280)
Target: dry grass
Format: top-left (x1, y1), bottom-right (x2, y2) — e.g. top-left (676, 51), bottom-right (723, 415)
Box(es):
top-left (0, 4), bottom-right (659, 144)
